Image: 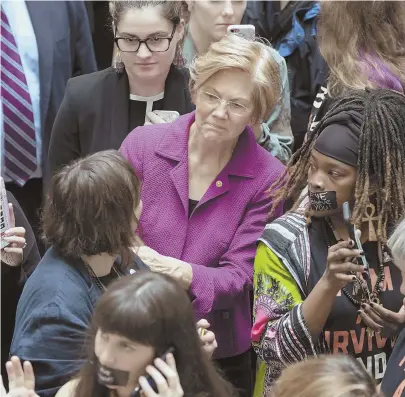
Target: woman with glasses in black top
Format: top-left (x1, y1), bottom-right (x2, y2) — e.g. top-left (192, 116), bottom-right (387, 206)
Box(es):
top-left (49, 1), bottom-right (194, 177)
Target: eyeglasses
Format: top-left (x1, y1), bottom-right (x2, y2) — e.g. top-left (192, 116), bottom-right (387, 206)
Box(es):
top-left (114, 25), bottom-right (177, 53)
top-left (198, 91), bottom-right (251, 116)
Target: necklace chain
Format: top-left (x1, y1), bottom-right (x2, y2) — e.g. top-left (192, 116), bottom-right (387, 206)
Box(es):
top-left (84, 262), bottom-right (122, 292)
top-left (323, 218), bottom-right (385, 308)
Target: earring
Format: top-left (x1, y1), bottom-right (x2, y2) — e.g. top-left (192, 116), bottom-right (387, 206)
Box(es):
top-left (113, 50), bottom-right (125, 74)
top-left (362, 202), bottom-right (378, 242)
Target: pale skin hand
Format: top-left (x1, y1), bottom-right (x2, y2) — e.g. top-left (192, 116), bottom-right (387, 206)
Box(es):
top-left (0, 356), bottom-right (38, 397)
top-left (196, 319), bottom-right (217, 358)
top-left (139, 353), bottom-right (184, 397)
top-left (1, 204), bottom-right (26, 267)
top-left (145, 112), bottom-right (166, 125)
top-left (137, 246), bottom-right (193, 289)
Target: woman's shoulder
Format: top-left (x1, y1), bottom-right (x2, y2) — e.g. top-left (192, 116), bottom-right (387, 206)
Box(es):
top-left (260, 210), bottom-right (308, 250)
top-left (23, 248), bottom-right (92, 301)
top-left (121, 112), bottom-right (195, 153)
top-left (65, 67), bottom-right (117, 97)
top-left (55, 378), bottom-right (80, 397)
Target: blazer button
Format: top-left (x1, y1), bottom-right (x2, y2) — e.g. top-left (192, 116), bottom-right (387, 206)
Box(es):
top-left (216, 180), bottom-right (223, 188)
top-left (223, 312), bottom-right (230, 319)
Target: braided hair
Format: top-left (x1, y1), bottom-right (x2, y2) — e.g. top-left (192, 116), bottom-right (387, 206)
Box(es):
top-left (270, 89), bottom-right (405, 243)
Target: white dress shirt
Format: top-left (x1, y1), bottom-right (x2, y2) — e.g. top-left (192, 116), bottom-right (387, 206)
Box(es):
top-left (1, 0), bottom-right (42, 181)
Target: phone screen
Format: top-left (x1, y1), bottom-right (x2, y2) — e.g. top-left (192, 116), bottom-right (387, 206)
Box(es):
top-left (342, 202), bottom-right (369, 272)
top-left (0, 177), bottom-right (11, 249)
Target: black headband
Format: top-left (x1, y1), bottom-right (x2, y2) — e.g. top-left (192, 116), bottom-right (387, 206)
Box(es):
top-left (314, 110), bottom-right (363, 167)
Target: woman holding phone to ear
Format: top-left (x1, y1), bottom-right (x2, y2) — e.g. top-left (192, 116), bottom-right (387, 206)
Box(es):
top-left (55, 272), bottom-right (234, 397)
top-left (49, 1), bottom-right (194, 177)
top-left (251, 89), bottom-right (405, 397)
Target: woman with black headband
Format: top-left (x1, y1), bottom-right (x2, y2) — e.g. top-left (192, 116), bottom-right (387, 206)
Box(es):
top-left (251, 89), bottom-right (405, 397)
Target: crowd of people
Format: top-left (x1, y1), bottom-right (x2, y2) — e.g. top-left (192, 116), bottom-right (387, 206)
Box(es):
top-left (1, 1), bottom-right (405, 397)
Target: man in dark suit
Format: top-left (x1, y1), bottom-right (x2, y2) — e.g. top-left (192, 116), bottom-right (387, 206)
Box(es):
top-left (1, 1), bottom-right (97, 251)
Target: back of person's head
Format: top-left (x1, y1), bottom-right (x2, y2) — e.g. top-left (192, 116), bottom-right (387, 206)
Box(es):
top-left (389, 218), bottom-right (405, 263)
top-left (42, 150), bottom-right (140, 259)
top-left (74, 272), bottom-right (235, 397)
top-left (271, 355), bottom-right (380, 397)
top-left (389, 217), bottom-right (405, 294)
top-left (189, 34), bottom-right (282, 123)
top-left (318, 1), bottom-right (405, 96)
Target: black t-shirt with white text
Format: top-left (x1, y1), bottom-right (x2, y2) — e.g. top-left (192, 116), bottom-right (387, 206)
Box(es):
top-left (307, 217), bottom-right (403, 381)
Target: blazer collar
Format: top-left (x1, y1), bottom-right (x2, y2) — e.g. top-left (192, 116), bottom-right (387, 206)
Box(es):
top-left (162, 65), bottom-right (192, 114)
top-left (111, 69), bottom-right (130, 145)
top-left (155, 111), bottom-right (258, 179)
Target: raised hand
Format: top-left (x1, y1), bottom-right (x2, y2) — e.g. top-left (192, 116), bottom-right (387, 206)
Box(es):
top-left (322, 239), bottom-right (365, 292)
top-left (1, 356), bottom-right (38, 397)
top-left (139, 353), bottom-right (184, 397)
top-left (197, 319), bottom-right (217, 358)
top-left (1, 204), bottom-right (26, 267)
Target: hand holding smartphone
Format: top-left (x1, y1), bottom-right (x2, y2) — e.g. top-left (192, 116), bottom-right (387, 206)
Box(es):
top-left (130, 347), bottom-right (176, 397)
top-left (227, 24), bottom-right (255, 40)
top-left (145, 110), bottom-right (180, 125)
top-left (342, 202), bottom-right (369, 274)
top-left (0, 177), bottom-right (11, 249)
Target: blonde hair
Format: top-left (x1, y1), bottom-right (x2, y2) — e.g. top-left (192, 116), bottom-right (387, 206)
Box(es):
top-left (318, 1), bottom-right (405, 97)
top-left (189, 34), bottom-right (282, 123)
top-left (388, 217), bottom-right (405, 263)
top-left (271, 355), bottom-right (380, 397)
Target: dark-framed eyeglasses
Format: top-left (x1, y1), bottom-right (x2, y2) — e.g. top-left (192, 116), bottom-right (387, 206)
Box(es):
top-left (114, 25), bottom-right (177, 53)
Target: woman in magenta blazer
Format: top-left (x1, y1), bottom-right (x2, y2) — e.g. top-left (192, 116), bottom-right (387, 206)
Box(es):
top-left (120, 34), bottom-right (285, 397)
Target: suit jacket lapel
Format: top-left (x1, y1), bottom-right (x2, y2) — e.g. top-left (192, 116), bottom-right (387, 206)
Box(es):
top-left (155, 113), bottom-right (194, 214)
top-left (162, 65), bottom-right (193, 114)
top-left (25, 1), bottom-right (53, 138)
top-left (198, 128), bottom-right (257, 207)
top-left (109, 70), bottom-right (130, 147)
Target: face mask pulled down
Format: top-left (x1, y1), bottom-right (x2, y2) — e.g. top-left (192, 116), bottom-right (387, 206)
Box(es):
top-left (97, 359), bottom-right (130, 387)
top-left (309, 191), bottom-right (338, 212)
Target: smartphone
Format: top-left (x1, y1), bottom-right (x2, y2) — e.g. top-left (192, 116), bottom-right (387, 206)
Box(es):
top-left (153, 110), bottom-right (180, 123)
top-left (227, 24), bottom-right (255, 40)
top-left (0, 177), bottom-right (11, 249)
top-left (130, 347), bottom-right (175, 397)
top-left (342, 202), bottom-right (369, 273)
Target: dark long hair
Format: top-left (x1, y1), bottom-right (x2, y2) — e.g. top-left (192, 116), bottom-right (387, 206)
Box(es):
top-left (74, 272), bottom-right (235, 397)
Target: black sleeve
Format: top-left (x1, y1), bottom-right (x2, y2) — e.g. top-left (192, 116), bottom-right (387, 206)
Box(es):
top-left (48, 79), bottom-right (81, 175)
top-left (67, 0), bottom-right (97, 76)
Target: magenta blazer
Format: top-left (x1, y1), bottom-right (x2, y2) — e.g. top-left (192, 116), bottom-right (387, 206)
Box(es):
top-left (120, 112), bottom-right (285, 359)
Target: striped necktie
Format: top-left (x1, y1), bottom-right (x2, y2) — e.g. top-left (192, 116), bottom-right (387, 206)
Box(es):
top-left (1, 6), bottom-right (37, 186)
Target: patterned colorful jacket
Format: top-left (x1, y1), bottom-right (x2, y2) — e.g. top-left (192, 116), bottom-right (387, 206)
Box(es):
top-left (252, 208), bottom-right (329, 397)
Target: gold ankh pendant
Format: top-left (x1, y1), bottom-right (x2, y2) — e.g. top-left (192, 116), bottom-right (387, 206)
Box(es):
top-left (362, 203), bottom-right (378, 241)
